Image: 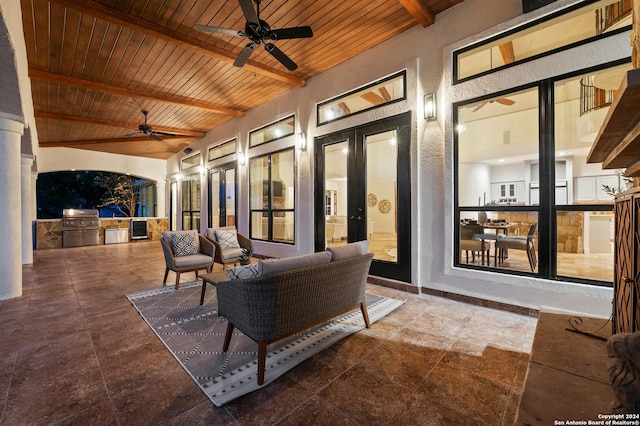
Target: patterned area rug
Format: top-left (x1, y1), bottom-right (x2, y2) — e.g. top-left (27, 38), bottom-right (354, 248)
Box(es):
top-left (126, 281), bottom-right (404, 406)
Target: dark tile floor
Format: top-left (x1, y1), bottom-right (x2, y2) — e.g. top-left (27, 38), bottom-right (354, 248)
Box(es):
top-left (516, 313), bottom-right (615, 425)
top-left (1, 241), bottom-right (539, 425)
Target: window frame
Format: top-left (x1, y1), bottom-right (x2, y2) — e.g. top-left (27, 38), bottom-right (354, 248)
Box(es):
top-left (316, 70), bottom-right (407, 126)
top-left (249, 115), bottom-right (295, 148)
top-left (248, 147), bottom-right (296, 244)
top-left (453, 0), bottom-right (632, 84)
top-left (453, 59), bottom-right (632, 286)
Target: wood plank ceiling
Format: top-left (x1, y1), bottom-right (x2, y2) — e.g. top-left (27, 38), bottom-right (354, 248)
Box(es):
top-left (21, 0), bottom-right (463, 159)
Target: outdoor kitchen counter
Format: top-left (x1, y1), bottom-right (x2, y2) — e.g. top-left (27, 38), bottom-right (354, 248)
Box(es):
top-left (34, 217), bottom-right (168, 250)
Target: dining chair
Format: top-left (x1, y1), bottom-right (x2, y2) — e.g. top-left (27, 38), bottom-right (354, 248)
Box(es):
top-left (460, 223), bottom-right (490, 265)
top-left (494, 223), bottom-right (538, 271)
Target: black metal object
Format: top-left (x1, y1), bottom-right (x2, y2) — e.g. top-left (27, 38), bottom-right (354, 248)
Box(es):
top-left (565, 315), bottom-right (611, 341)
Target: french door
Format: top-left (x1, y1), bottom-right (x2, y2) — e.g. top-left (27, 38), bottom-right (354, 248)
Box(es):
top-left (314, 112), bottom-right (411, 282)
top-left (208, 165), bottom-right (237, 228)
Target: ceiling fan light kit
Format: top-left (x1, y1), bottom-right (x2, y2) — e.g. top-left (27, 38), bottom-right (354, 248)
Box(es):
top-left (195, 0), bottom-right (313, 71)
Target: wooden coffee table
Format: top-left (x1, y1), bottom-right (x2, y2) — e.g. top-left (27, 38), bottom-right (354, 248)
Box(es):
top-left (199, 271), bottom-right (230, 305)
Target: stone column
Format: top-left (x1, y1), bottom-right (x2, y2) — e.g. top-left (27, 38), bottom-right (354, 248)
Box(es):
top-left (0, 113), bottom-right (25, 300)
top-left (21, 155), bottom-right (33, 265)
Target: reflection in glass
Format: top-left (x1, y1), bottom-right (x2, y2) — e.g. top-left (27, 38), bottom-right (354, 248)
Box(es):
top-left (554, 62), bottom-right (632, 206)
top-left (181, 173), bottom-right (200, 230)
top-left (556, 210), bottom-right (613, 282)
top-left (366, 130), bottom-right (398, 263)
top-left (459, 211), bottom-right (538, 273)
top-left (324, 142), bottom-right (348, 246)
top-left (210, 172), bottom-right (220, 227)
top-left (457, 87), bottom-right (539, 208)
top-left (551, 62), bottom-right (626, 283)
top-left (225, 169), bottom-right (236, 227)
top-left (249, 115), bottom-right (295, 147)
top-left (208, 139), bottom-right (236, 161)
top-left (317, 72), bottom-right (405, 125)
top-left (456, 0), bottom-right (632, 80)
top-left (249, 149), bottom-right (295, 243)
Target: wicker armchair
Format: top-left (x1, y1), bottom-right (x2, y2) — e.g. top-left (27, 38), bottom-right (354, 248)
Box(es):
top-left (160, 230), bottom-right (215, 290)
top-left (204, 226), bottom-right (253, 269)
top-left (216, 252), bottom-right (374, 385)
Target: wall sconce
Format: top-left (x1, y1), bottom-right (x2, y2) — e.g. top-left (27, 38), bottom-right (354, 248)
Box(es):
top-left (237, 151), bottom-right (246, 165)
top-left (183, 147), bottom-right (193, 154)
top-left (424, 93), bottom-right (436, 120)
top-left (297, 132), bottom-right (307, 151)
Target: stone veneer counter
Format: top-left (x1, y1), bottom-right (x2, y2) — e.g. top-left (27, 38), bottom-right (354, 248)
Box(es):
top-left (35, 217), bottom-right (168, 250)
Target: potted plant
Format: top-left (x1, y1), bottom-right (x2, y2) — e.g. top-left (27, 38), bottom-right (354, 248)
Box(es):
top-left (239, 246), bottom-right (253, 266)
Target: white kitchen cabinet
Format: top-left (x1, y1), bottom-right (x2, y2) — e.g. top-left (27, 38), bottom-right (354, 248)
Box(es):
top-left (575, 177), bottom-right (596, 201)
top-left (490, 181), bottom-right (525, 204)
top-left (574, 175), bottom-right (619, 202)
top-left (596, 175), bottom-right (619, 201)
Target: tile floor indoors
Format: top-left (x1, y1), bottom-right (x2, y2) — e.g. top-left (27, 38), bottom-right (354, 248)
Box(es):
top-left (2, 240), bottom-right (542, 425)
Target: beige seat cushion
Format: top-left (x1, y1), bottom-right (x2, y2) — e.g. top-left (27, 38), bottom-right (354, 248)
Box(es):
top-left (260, 251), bottom-right (332, 276)
top-left (327, 241), bottom-right (369, 261)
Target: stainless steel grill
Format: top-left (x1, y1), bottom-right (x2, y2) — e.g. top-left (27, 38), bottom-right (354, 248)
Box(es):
top-left (62, 209), bottom-right (100, 248)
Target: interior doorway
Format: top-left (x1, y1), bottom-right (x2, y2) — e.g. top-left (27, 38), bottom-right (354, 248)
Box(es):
top-left (314, 112), bottom-right (411, 282)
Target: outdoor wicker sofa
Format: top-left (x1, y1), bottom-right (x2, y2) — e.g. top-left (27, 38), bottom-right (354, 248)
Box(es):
top-left (216, 243), bottom-right (374, 385)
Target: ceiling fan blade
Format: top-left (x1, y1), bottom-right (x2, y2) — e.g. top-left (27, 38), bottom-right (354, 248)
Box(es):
top-left (472, 102), bottom-right (487, 112)
top-left (193, 24), bottom-right (245, 38)
top-left (270, 26), bottom-right (313, 40)
top-left (234, 43), bottom-right (257, 67)
top-left (496, 98), bottom-right (515, 106)
top-left (264, 43), bottom-right (297, 71)
top-left (238, 0), bottom-right (259, 26)
top-left (152, 131), bottom-right (176, 137)
top-left (150, 133), bottom-right (163, 142)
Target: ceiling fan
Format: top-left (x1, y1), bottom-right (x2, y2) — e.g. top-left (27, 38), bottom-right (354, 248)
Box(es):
top-left (472, 98), bottom-right (516, 112)
top-left (130, 110), bottom-right (175, 141)
top-left (194, 0), bottom-right (313, 71)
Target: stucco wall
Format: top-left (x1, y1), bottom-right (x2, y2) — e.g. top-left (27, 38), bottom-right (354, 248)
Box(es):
top-left (164, 0), bottom-right (627, 317)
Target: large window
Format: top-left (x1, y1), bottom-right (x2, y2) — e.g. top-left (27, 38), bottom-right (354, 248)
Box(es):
top-left (249, 149), bottom-right (295, 243)
top-left (454, 0), bottom-right (632, 82)
top-left (454, 61), bottom-right (631, 285)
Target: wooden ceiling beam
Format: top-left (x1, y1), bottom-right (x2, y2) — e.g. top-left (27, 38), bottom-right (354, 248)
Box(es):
top-left (34, 111), bottom-right (205, 138)
top-left (29, 69), bottom-right (244, 117)
top-left (48, 0), bottom-right (306, 88)
top-left (499, 42), bottom-right (516, 65)
top-left (40, 135), bottom-right (191, 146)
top-left (398, 0), bottom-right (435, 27)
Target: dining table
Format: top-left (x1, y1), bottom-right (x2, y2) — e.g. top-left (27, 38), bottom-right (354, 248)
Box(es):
top-left (470, 222), bottom-right (517, 262)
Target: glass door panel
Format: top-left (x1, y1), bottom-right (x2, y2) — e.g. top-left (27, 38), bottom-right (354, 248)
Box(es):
top-left (210, 172), bottom-right (220, 228)
top-left (225, 169), bottom-right (236, 226)
top-left (170, 181), bottom-right (177, 231)
top-left (366, 130), bottom-right (398, 263)
top-left (315, 112), bottom-right (411, 282)
top-left (208, 165), bottom-right (237, 229)
top-left (324, 141), bottom-right (348, 247)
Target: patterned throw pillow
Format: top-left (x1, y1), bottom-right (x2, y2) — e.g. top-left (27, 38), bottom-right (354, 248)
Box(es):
top-left (215, 229), bottom-right (241, 249)
top-left (226, 263), bottom-right (262, 280)
top-left (172, 232), bottom-right (199, 257)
